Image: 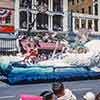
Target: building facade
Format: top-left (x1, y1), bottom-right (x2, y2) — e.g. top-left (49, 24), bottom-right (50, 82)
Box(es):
top-left (14, 0), bottom-right (100, 37)
top-left (68, 0), bottom-right (93, 14)
top-left (68, 0), bottom-right (100, 35)
top-left (0, 0), bottom-right (14, 33)
top-left (15, 0), bottom-right (68, 34)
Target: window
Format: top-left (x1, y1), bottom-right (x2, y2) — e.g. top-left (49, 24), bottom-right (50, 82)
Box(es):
top-left (37, 0), bottom-right (48, 6)
top-left (82, 8), bottom-right (84, 13)
top-left (94, 4), bottom-right (98, 15)
top-left (77, 0), bottom-right (79, 4)
top-left (53, 0), bottom-right (63, 12)
top-left (81, 0), bottom-right (84, 2)
top-left (29, 12), bottom-right (32, 24)
top-left (75, 18), bottom-right (79, 30)
top-left (72, 0), bottom-right (74, 5)
top-left (94, 19), bottom-right (98, 31)
top-left (19, 11), bottom-right (27, 29)
top-left (88, 6), bottom-right (92, 14)
top-left (53, 15), bottom-right (63, 31)
top-left (6, 15), bottom-right (11, 24)
top-left (88, 20), bottom-right (92, 29)
top-left (19, 0), bottom-right (32, 9)
top-left (36, 13), bottom-right (48, 30)
top-left (95, 0), bottom-right (98, 2)
top-left (81, 19), bottom-right (86, 28)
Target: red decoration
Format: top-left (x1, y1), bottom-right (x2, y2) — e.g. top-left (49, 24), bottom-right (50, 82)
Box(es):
top-left (0, 25), bottom-right (14, 32)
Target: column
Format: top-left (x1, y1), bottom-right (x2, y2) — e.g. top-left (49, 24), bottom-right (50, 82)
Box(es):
top-left (51, 15), bottom-right (53, 31)
top-left (73, 17), bottom-right (75, 32)
top-left (33, 14), bottom-right (37, 30)
top-left (48, 0), bottom-right (53, 11)
top-left (51, 0), bottom-right (53, 11)
top-left (14, 0), bottom-right (19, 32)
top-left (63, 0), bottom-right (68, 32)
top-left (63, 12), bottom-right (68, 32)
top-left (86, 19), bottom-right (88, 29)
top-left (48, 15), bottom-right (53, 31)
top-left (79, 18), bottom-right (82, 29)
top-left (63, 0), bottom-right (68, 12)
top-left (98, 0), bottom-right (100, 32)
top-left (92, 0), bottom-right (95, 15)
top-left (92, 19), bottom-right (95, 31)
top-left (32, 0), bottom-right (35, 9)
top-left (48, 0), bottom-right (51, 11)
top-left (32, 0), bottom-right (37, 30)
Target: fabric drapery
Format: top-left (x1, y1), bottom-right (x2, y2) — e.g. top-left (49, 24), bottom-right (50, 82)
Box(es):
top-left (0, 9), bottom-right (11, 21)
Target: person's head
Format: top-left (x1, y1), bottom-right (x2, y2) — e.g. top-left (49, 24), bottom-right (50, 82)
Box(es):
top-left (83, 92), bottom-right (95, 100)
top-left (95, 92), bottom-right (100, 100)
top-left (52, 82), bottom-right (65, 97)
top-left (40, 91), bottom-right (54, 100)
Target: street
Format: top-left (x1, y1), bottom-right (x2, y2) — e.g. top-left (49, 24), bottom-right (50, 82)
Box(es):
top-left (0, 79), bottom-right (100, 100)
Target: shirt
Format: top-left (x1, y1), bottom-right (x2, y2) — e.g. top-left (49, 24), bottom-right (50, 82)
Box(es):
top-left (57, 89), bottom-right (77, 100)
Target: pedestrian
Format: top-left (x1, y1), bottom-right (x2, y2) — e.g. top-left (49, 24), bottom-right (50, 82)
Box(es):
top-left (40, 91), bottom-right (54, 100)
top-left (52, 82), bottom-right (77, 100)
top-left (83, 92), bottom-right (95, 100)
top-left (95, 92), bottom-right (100, 100)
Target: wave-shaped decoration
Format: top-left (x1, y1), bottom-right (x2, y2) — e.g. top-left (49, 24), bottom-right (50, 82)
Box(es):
top-left (0, 63), bottom-right (100, 84)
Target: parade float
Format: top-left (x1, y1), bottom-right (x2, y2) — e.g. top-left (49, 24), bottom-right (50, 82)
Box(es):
top-left (0, 37), bottom-right (100, 84)
top-left (0, 1), bottom-right (100, 84)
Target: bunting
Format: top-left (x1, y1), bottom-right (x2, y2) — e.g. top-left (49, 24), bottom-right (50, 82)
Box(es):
top-left (0, 9), bottom-right (11, 20)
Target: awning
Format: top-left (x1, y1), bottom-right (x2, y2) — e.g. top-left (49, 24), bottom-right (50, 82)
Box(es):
top-left (39, 42), bottom-right (65, 50)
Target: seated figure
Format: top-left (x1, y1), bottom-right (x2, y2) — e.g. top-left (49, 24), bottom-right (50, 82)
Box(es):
top-left (17, 35), bottom-right (39, 63)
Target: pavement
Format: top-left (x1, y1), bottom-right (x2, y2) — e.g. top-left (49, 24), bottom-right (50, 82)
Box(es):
top-left (0, 79), bottom-right (100, 100)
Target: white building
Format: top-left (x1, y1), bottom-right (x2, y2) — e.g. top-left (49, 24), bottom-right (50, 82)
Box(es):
top-left (15, 0), bottom-right (68, 34)
top-left (14, 0), bottom-right (100, 37)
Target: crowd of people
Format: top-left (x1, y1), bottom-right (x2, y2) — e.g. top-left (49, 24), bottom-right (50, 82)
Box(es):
top-left (20, 82), bottom-right (100, 100)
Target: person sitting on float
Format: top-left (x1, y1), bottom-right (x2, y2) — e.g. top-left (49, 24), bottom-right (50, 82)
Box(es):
top-left (18, 35), bottom-right (40, 63)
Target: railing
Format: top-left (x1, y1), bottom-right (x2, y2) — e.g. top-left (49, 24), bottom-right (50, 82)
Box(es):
top-left (0, 33), bottom-right (17, 55)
